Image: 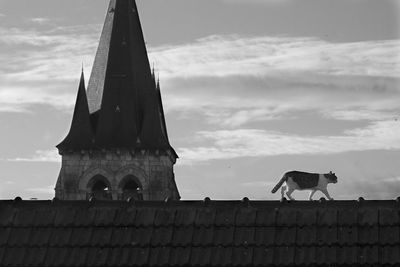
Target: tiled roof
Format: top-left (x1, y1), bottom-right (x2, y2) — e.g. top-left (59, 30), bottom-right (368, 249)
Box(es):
top-left (0, 199), bottom-right (399, 266)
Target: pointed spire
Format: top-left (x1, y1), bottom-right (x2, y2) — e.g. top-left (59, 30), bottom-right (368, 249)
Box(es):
top-left (79, 0), bottom-right (176, 156)
top-left (57, 71), bottom-right (94, 150)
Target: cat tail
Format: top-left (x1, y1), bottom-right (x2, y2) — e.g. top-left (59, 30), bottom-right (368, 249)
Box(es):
top-left (271, 174), bottom-right (288, 193)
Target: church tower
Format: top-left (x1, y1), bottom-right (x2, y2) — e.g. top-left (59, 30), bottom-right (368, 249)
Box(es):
top-left (55, 0), bottom-right (180, 201)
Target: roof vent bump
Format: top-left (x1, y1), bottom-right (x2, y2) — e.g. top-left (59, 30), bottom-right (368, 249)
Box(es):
top-left (203, 197), bottom-right (211, 206)
top-left (280, 197), bottom-right (287, 203)
top-left (14, 196), bottom-right (22, 202)
top-left (358, 197), bottom-right (365, 202)
top-left (319, 197), bottom-right (326, 203)
top-left (396, 196), bottom-right (400, 203)
top-left (242, 197), bottom-right (250, 206)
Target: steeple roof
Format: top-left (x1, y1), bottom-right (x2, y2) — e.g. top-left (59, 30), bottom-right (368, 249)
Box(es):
top-left (59, 0), bottom-right (176, 156)
top-left (57, 71), bottom-right (94, 150)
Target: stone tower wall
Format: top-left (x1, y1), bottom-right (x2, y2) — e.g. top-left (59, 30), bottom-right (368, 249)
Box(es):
top-left (55, 149), bottom-right (179, 201)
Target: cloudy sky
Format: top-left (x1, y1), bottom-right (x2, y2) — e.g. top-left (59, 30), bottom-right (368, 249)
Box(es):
top-left (0, 0), bottom-right (399, 200)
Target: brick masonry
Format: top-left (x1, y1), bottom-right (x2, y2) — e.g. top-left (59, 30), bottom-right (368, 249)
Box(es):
top-left (55, 149), bottom-right (180, 201)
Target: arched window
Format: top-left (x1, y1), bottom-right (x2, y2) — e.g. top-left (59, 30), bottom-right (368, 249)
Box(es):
top-left (119, 175), bottom-right (143, 200)
top-left (87, 175), bottom-right (112, 200)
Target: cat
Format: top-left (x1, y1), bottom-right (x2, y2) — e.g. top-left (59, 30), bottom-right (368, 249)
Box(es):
top-left (271, 171), bottom-right (338, 200)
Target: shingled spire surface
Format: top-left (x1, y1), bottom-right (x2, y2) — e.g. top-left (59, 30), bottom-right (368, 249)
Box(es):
top-left (57, 71), bottom-right (94, 150)
top-left (62, 0), bottom-right (174, 153)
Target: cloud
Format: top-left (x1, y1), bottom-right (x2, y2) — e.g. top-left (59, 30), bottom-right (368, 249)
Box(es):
top-left (30, 17), bottom-right (51, 24)
top-left (0, 24), bottom-right (100, 112)
top-left (6, 150), bottom-right (60, 163)
top-left (25, 185), bottom-right (54, 194)
top-left (150, 35), bottom-right (400, 79)
top-left (177, 120), bottom-right (400, 164)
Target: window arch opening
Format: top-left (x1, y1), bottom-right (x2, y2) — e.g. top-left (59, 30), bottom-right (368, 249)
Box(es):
top-left (120, 175), bottom-right (143, 200)
top-left (87, 175), bottom-right (112, 200)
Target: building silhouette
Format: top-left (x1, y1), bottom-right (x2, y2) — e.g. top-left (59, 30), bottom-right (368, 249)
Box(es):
top-left (55, 0), bottom-right (179, 201)
top-left (0, 0), bottom-right (399, 266)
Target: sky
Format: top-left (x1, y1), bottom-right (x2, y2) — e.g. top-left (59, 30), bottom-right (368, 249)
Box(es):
top-left (0, 0), bottom-right (399, 200)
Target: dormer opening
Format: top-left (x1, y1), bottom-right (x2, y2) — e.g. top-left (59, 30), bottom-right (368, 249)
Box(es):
top-left (87, 175), bottom-right (112, 200)
top-left (119, 175), bottom-right (143, 200)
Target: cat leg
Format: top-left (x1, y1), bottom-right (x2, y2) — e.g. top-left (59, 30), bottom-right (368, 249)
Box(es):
top-left (321, 189), bottom-right (333, 200)
top-left (281, 185), bottom-right (287, 199)
top-left (286, 188), bottom-right (295, 200)
top-left (308, 190), bottom-right (316, 201)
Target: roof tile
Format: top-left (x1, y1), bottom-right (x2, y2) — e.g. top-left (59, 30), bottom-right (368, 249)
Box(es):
top-left (169, 247), bottom-right (191, 266)
top-left (43, 247), bottom-right (69, 267)
top-left (276, 209), bottom-right (297, 226)
top-left (234, 226), bottom-right (255, 246)
top-left (74, 207), bottom-right (96, 226)
top-left (107, 247), bottom-right (130, 266)
top-left (94, 208), bottom-right (118, 226)
top-left (358, 225), bottom-right (379, 245)
top-left (154, 209), bottom-right (176, 226)
top-left (317, 208), bottom-right (337, 226)
top-left (0, 206), bottom-right (16, 227)
top-left (296, 209), bottom-right (317, 226)
top-left (213, 226), bottom-right (235, 246)
top-left (315, 246), bottom-right (336, 265)
top-left (381, 245), bottom-right (400, 265)
top-left (317, 226), bottom-right (338, 245)
top-left (338, 209), bottom-right (357, 225)
top-left (0, 227), bottom-right (11, 246)
top-left (13, 209), bottom-right (36, 226)
top-left (129, 247), bottom-right (150, 266)
top-left (380, 208), bottom-right (399, 225)
top-left (235, 208), bottom-right (257, 226)
top-left (69, 227), bottom-right (93, 246)
top-left (380, 226), bottom-right (399, 244)
top-left (86, 247), bottom-right (110, 266)
top-left (114, 207), bottom-right (136, 226)
top-left (275, 226), bottom-right (296, 245)
top-left (29, 226), bottom-right (53, 246)
top-left (231, 247), bottom-right (253, 266)
top-left (171, 226), bottom-right (194, 246)
top-left (254, 227), bottom-right (275, 246)
top-left (337, 246), bottom-right (357, 265)
top-left (274, 246), bottom-right (295, 266)
top-left (131, 227), bottom-right (153, 246)
top-left (255, 208), bottom-right (276, 226)
top-left (110, 227), bottom-right (134, 246)
top-left (151, 226), bottom-right (173, 245)
top-left (91, 227), bottom-right (114, 246)
top-left (34, 208), bottom-right (57, 226)
top-left (134, 208), bottom-right (156, 227)
top-left (54, 207), bottom-right (77, 226)
top-left (149, 246), bottom-right (171, 266)
top-left (174, 208), bottom-right (197, 226)
top-left (215, 208), bottom-right (236, 226)
top-left (192, 226), bottom-right (214, 246)
top-left (253, 247), bottom-right (274, 266)
top-left (359, 245), bottom-right (379, 265)
top-left (338, 225), bottom-right (358, 245)
top-left (49, 227), bottom-right (73, 246)
top-left (2, 247), bottom-right (26, 266)
top-left (22, 247), bottom-right (47, 266)
top-left (294, 246), bottom-right (316, 265)
top-left (296, 226), bottom-right (317, 245)
top-left (195, 208), bottom-right (216, 227)
top-left (66, 247), bottom-right (89, 266)
top-left (358, 208), bottom-right (378, 226)
top-left (7, 227), bottom-right (32, 246)
top-left (210, 246), bottom-right (233, 267)
top-left (190, 247), bottom-right (211, 266)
